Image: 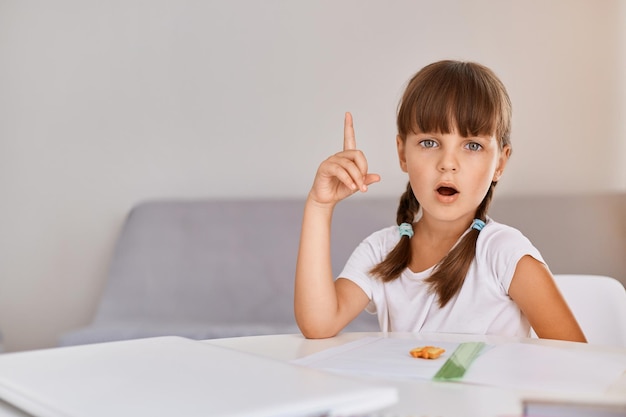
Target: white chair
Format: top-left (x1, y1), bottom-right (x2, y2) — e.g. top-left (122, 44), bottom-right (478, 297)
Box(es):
top-left (531, 274), bottom-right (626, 347)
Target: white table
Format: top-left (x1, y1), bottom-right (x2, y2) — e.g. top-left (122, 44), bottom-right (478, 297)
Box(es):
top-left (0, 332), bottom-right (624, 417)
top-left (207, 332), bottom-right (626, 417)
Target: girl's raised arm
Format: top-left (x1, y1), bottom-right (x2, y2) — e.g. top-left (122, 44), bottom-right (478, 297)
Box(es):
top-left (509, 255), bottom-right (587, 342)
top-left (294, 113), bottom-right (380, 338)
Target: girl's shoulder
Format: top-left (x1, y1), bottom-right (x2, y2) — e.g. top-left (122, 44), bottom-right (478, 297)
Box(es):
top-left (340, 225), bottom-right (401, 273)
top-left (481, 217), bottom-right (530, 242)
top-left (477, 217), bottom-right (545, 291)
top-left (478, 217), bottom-right (541, 257)
top-left (359, 224), bottom-right (402, 253)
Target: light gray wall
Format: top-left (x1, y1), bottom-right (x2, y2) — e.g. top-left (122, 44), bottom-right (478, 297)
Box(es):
top-left (0, 0), bottom-right (624, 352)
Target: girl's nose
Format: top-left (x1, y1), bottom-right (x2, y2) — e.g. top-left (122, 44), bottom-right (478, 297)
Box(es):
top-left (438, 151), bottom-right (458, 172)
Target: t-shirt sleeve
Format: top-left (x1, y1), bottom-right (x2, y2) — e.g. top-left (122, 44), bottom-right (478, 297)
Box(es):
top-left (478, 223), bottom-right (546, 293)
top-left (337, 227), bottom-right (398, 306)
top-left (338, 238), bottom-right (379, 300)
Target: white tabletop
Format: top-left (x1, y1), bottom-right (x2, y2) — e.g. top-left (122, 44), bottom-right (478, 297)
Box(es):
top-left (206, 332), bottom-right (626, 417)
top-left (0, 332), bottom-right (624, 417)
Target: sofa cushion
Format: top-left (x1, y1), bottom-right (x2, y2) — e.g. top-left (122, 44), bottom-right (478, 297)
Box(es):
top-left (60, 198), bottom-right (396, 346)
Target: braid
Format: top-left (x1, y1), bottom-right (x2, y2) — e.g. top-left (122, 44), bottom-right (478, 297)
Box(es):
top-left (370, 182), bottom-right (419, 281)
top-left (395, 182), bottom-right (419, 225)
top-left (425, 182), bottom-right (497, 307)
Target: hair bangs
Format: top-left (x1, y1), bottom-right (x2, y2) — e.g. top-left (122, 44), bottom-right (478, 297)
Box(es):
top-left (397, 61), bottom-right (511, 148)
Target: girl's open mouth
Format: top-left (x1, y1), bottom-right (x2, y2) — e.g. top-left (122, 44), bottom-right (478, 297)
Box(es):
top-left (437, 186), bottom-right (458, 196)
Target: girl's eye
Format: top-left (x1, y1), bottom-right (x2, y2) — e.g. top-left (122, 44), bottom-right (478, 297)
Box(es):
top-left (419, 139), bottom-right (438, 149)
top-left (466, 142), bottom-right (483, 151)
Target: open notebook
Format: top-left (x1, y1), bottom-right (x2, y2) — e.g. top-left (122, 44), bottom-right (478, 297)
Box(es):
top-left (0, 336), bottom-right (397, 417)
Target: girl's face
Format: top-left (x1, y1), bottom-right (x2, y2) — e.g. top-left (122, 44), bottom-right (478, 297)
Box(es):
top-left (397, 130), bottom-right (510, 226)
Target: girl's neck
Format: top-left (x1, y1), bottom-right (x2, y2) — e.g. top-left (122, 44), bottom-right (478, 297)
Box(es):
top-left (408, 217), bottom-right (471, 274)
top-left (414, 215), bottom-right (470, 244)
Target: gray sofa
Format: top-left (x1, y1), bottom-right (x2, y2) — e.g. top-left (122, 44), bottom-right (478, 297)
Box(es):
top-left (58, 193), bottom-right (626, 346)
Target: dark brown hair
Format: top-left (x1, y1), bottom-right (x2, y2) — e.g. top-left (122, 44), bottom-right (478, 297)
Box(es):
top-left (370, 60), bottom-right (512, 307)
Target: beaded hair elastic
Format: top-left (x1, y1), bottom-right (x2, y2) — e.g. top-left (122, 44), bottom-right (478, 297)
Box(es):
top-left (399, 222), bottom-right (414, 238)
top-left (471, 218), bottom-right (486, 231)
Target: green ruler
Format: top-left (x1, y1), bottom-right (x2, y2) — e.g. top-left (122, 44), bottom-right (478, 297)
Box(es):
top-left (432, 342), bottom-right (486, 381)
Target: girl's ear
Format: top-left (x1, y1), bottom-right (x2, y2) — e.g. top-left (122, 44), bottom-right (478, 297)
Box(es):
top-left (493, 145), bottom-right (512, 182)
top-left (396, 135), bottom-right (408, 172)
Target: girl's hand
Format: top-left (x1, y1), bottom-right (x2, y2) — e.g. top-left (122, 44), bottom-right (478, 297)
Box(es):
top-left (309, 112), bottom-right (380, 206)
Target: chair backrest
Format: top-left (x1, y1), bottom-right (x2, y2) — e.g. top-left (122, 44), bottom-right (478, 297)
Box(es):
top-left (532, 274), bottom-right (626, 347)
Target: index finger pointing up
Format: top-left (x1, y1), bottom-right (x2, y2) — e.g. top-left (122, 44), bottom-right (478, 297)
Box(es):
top-left (343, 112), bottom-right (357, 151)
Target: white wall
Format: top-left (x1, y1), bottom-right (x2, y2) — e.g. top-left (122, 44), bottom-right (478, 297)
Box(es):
top-left (0, 0), bottom-right (624, 352)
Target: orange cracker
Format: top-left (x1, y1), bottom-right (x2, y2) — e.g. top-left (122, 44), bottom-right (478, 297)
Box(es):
top-left (409, 345), bottom-right (445, 359)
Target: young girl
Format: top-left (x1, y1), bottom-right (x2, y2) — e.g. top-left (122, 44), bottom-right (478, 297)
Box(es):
top-left (294, 60), bottom-right (586, 342)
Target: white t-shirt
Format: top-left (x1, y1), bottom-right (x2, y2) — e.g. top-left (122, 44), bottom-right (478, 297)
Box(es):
top-left (338, 219), bottom-right (545, 337)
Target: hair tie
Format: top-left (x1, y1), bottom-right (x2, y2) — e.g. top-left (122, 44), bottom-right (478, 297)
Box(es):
top-left (399, 222), bottom-right (414, 238)
top-left (471, 218), bottom-right (486, 231)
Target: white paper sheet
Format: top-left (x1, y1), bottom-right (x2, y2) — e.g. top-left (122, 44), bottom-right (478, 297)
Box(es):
top-left (292, 336), bottom-right (626, 394)
top-left (293, 337), bottom-right (458, 380)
